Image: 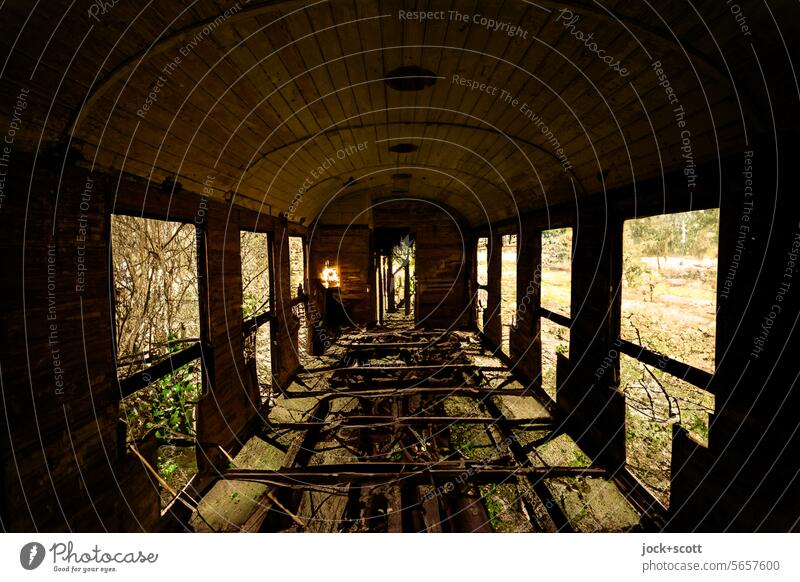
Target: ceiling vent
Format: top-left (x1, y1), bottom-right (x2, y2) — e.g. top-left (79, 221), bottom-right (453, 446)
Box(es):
top-left (388, 143), bottom-right (418, 154)
top-left (385, 66), bottom-right (437, 91)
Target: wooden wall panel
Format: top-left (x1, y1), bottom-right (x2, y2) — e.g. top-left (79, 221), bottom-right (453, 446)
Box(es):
top-left (0, 158), bottom-right (291, 530)
top-left (196, 205), bottom-right (259, 473)
top-left (483, 232), bottom-right (503, 344)
top-left (273, 222), bottom-right (300, 388)
top-left (414, 219), bottom-right (470, 329)
top-left (0, 157), bottom-right (122, 531)
top-left (308, 226), bottom-right (373, 325)
top-left (561, 204), bottom-right (626, 468)
top-left (509, 230), bottom-right (542, 386)
top-left (669, 140), bottom-right (800, 531)
top-left (371, 200), bottom-right (470, 330)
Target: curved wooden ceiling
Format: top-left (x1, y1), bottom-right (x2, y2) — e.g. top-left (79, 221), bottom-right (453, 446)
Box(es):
top-left (1, 0), bottom-right (796, 225)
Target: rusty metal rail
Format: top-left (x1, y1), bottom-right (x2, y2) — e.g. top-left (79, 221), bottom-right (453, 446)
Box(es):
top-left (222, 462), bottom-right (608, 486)
top-left (282, 386), bottom-right (529, 399)
top-left (267, 415), bottom-right (554, 430)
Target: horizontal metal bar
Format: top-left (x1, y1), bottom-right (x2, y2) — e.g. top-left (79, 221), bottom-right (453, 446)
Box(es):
top-left (267, 415), bottom-right (553, 430)
top-left (617, 339), bottom-right (714, 391)
top-left (356, 329), bottom-right (447, 337)
top-left (343, 341), bottom-right (442, 350)
top-left (539, 307), bottom-right (571, 328)
top-left (243, 309), bottom-right (274, 334)
top-left (298, 381), bottom-right (496, 394)
top-left (221, 462), bottom-right (607, 486)
top-left (283, 386), bottom-right (530, 399)
top-left (118, 342), bottom-right (202, 398)
top-left (300, 364), bottom-right (507, 376)
top-left (116, 338), bottom-right (200, 366)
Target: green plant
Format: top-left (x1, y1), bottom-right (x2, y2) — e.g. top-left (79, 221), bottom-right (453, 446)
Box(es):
top-left (541, 228), bottom-right (572, 264)
top-left (481, 485), bottom-right (502, 529)
top-left (158, 460), bottom-right (178, 479)
top-left (449, 424), bottom-right (474, 456)
top-left (623, 255), bottom-right (644, 288)
top-left (686, 414), bottom-right (710, 442)
top-left (572, 449), bottom-right (590, 467)
top-left (147, 363), bottom-right (199, 440)
top-left (624, 209), bottom-right (719, 269)
top-left (242, 292), bottom-right (260, 319)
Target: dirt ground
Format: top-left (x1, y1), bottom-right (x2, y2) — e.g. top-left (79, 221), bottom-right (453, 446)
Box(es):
top-left (621, 256), bottom-right (716, 505)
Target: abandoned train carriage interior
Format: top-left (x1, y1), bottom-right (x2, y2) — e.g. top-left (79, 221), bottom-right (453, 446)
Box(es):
top-left (1, 0), bottom-right (799, 534)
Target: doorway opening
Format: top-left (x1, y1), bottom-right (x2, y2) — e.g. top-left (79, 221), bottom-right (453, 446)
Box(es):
top-left (375, 229), bottom-right (415, 328)
top-left (289, 236), bottom-right (308, 355)
top-left (475, 237), bottom-right (488, 332)
top-left (500, 234), bottom-right (518, 355)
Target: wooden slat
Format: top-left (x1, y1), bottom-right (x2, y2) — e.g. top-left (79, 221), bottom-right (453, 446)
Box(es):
top-left (118, 342), bottom-right (202, 398)
top-left (243, 310), bottom-right (274, 335)
top-left (539, 307), bottom-right (571, 328)
top-left (617, 339), bottom-right (714, 391)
